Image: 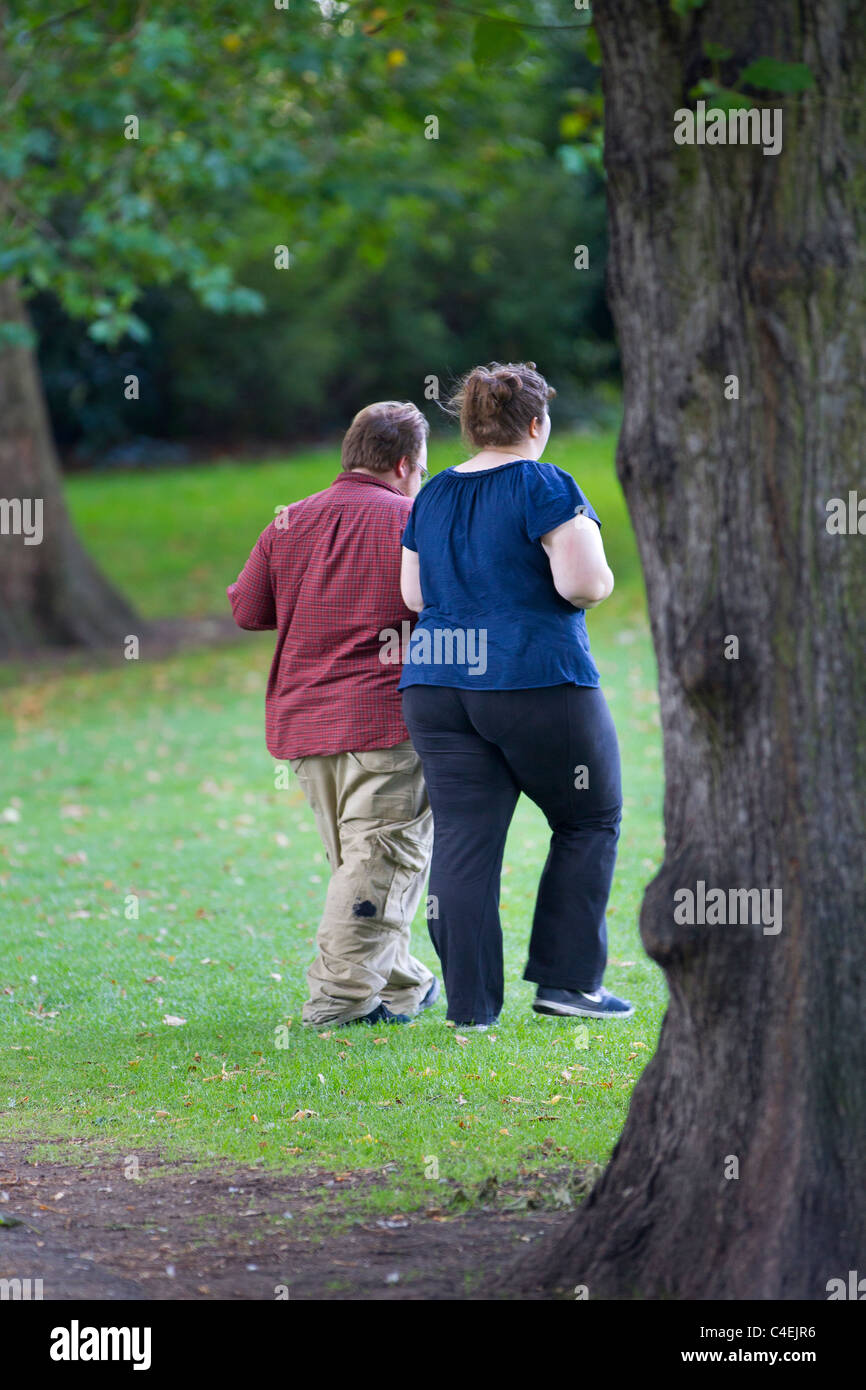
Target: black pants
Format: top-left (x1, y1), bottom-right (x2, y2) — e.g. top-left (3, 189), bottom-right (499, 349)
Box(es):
top-left (401, 683), bottom-right (622, 1025)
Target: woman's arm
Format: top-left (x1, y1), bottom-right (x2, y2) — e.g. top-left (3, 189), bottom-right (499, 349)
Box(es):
top-left (541, 514), bottom-right (614, 609)
top-left (400, 546), bottom-right (424, 613)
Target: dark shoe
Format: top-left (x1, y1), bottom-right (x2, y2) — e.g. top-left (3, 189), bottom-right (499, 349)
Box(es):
top-left (449, 1018), bottom-right (499, 1032)
top-left (532, 986), bottom-right (634, 1020)
top-left (417, 977), bottom-right (440, 1012)
top-left (347, 1003), bottom-right (412, 1026)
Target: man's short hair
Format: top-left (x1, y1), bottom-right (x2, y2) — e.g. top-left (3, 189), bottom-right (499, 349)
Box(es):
top-left (340, 401), bottom-right (429, 474)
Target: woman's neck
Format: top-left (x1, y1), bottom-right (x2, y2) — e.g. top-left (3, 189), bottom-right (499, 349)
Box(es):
top-left (454, 445), bottom-right (535, 472)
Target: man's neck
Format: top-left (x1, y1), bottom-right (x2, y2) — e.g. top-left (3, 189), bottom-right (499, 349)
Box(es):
top-left (347, 466), bottom-right (406, 494)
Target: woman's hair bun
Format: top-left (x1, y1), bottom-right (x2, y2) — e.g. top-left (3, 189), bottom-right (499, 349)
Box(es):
top-left (489, 372), bottom-right (521, 404)
top-left (446, 361), bottom-right (555, 449)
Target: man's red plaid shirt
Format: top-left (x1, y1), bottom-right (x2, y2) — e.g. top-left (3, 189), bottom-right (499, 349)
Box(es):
top-left (227, 471), bottom-right (415, 758)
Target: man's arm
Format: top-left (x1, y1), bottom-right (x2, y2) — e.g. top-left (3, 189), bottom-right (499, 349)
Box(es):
top-left (228, 530), bottom-right (278, 630)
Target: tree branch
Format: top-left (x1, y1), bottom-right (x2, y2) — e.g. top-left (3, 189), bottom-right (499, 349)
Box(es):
top-left (18, 3), bottom-right (94, 36)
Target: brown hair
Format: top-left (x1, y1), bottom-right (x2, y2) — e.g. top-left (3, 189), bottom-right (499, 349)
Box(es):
top-left (447, 361), bottom-right (556, 449)
top-left (340, 400), bottom-right (429, 473)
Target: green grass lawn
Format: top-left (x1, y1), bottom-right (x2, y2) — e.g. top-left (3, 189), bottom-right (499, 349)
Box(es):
top-left (0, 432), bottom-right (664, 1216)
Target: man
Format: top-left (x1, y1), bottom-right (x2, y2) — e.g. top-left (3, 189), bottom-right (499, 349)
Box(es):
top-left (227, 401), bottom-right (437, 1027)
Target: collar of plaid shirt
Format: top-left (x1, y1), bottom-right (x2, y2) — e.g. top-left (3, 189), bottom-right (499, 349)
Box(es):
top-left (330, 470), bottom-right (406, 495)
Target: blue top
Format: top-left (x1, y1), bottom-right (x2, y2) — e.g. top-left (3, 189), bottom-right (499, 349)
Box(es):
top-left (398, 458), bottom-right (602, 690)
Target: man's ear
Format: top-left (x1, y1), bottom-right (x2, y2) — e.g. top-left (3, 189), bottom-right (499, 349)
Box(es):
top-left (395, 455), bottom-right (409, 475)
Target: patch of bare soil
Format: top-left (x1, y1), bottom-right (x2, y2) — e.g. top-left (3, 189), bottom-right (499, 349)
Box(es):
top-left (0, 1141), bottom-right (576, 1300)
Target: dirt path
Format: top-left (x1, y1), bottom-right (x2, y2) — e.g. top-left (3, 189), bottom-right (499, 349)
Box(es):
top-left (0, 1141), bottom-right (572, 1300)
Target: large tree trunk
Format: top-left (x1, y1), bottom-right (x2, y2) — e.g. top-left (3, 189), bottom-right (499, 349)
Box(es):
top-left (0, 278), bottom-right (139, 657)
top-left (509, 0), bottom-right (866, 1299)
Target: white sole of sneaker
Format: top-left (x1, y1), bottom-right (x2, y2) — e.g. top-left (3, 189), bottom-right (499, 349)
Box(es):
top-left (532, 1002), bottom-right (634, 1020)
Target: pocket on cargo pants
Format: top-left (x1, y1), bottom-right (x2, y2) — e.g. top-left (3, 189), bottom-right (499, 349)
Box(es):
top-left (339, 806), bottom-right (432, 931)
top-left (346, 742), bottom-right (422, 826)
top-left (337, 742), bottom-right (432, 929)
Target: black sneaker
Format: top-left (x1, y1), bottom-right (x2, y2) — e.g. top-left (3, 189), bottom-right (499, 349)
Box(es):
top-left (533, 986), bottom-right (634, 1020)
top-left (417, 977), bottom-right (440, 1012)
top-left (347, 1003), bottom-right (412, 1026)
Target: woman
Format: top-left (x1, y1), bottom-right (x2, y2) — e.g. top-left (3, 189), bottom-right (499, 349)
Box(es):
top-left (399, 362), bottom-right (632, 1029)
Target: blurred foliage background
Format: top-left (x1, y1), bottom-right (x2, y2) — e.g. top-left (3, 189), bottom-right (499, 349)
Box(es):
top-left (4, 1), bottom-right (615, 466)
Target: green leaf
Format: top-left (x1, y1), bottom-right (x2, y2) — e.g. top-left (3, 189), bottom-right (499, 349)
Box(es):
top-left (472, 17), bottom-right (527, 70)
top-left (689, 79), bottom-right (754, 111)
top-left (584, 23), bottom-right (602, 67)
top-left (671, 0), bottom-right (707, 16)
top-left (703, 42), bottom-right (733, 62)
top-left (87, 320), bottom-right (119, 343)
top-left (0, 319), bottom-right (37, 351)
top-left (738, 58), bottom-right (815, 92)
top-left (557, 142), bottom-right (603, 177)
top-left (226, 286), bottom-right (266, 316)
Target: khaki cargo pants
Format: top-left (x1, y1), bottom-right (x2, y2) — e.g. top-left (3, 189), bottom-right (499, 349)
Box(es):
top-left (289, 739), bottom-right (435, 1026)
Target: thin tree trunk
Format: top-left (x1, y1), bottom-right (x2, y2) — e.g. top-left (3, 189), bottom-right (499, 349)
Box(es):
top-left (0, 277), bottom-right (139, 656)
top-left (508, 0), bottom-right (866, 1299)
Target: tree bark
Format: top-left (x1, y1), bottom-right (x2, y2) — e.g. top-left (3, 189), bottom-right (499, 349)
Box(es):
top-left (0, 278), bottom-right (139, 657)
top-left (508, 0), bottom-right (866, 1299)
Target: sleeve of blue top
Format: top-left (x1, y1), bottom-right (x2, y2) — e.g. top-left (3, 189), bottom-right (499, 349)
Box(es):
top-left (401, 504), bottom-right (417, 551)
top-left (523, 461), bottom-right (601, 542)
